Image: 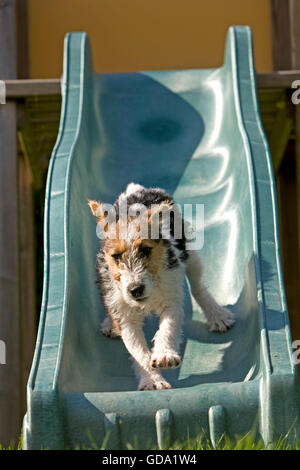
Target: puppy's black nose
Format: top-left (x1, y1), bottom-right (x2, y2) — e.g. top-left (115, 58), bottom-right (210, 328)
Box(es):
top-left (129, 284), bottom-right (145, 299)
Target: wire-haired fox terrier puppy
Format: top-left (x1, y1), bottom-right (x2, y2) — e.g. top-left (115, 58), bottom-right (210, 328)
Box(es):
top-left (88, 183), bottom-right (234, 391)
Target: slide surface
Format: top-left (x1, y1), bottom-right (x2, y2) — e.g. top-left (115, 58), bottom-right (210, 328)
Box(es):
top-left (24, 27), bottom-right (300, 449)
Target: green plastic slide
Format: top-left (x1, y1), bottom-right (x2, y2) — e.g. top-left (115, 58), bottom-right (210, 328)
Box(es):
top-left (23, 26), bottom-right (300, 449)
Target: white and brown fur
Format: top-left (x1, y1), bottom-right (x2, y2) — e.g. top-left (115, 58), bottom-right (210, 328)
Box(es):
top-left (88, 183), bottom-right (235, 391)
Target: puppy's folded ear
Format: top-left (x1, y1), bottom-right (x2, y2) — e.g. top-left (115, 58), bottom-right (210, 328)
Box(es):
top-left (88, 200), bottom-right (107, 227)
top-left (88, 200), bottom-right (117, 238)
top-left (88, 200), bottom-right (101, 217)
top-left (88, 199), bottom-right (104, 217)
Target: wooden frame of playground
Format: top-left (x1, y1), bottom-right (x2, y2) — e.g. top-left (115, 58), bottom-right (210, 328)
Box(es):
top-left (1, 0), bottom-right (300, 447)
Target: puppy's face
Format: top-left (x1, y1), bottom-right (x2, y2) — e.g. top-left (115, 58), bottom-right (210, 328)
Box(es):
top-left (103, 236), bottom-right (167, 306)
top-left (88, 200), bottom-right (169, 307)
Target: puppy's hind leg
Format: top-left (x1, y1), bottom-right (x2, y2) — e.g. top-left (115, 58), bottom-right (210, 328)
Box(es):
top-left (185, 250), bottom-right (235, 332)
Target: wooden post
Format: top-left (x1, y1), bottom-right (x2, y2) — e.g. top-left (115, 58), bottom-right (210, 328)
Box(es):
top-left (15, 0), bottom-right (29, 79)
top-left (0, 0), bottom-right (21, 446)
top-left (290, 0), bottom-right (300, 69)
top-left (15, 0), bottom-right (36, 425)
top-left (293, 106), bottom-right (300, 349)
top-left (271, 0), bottom-right (300, 70)
top-left (270, 0), bottom-right (294, 70)
top-left (289, 0), bottom-right (300, 350)
top-left (17, 131), bottom-right (36, 417)
top-left (270, 0), bottom-right (300, 362)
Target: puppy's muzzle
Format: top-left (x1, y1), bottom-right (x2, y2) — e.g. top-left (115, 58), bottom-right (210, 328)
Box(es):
top-left (128, 283), bottom-right (146, 300)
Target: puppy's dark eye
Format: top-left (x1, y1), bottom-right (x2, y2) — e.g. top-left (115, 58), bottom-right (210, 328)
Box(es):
top-left (140, 246), bottom-right (152, 258)
top-left (112, 253), bottom-right (122, 263)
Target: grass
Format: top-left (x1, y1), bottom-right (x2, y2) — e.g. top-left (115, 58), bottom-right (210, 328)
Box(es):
top-left (0, 436), bottom-right (23, 450)
top-left (73, 430), bottom-right (300, 450)
top-left (169, 432), bottom-right (300, 450)
top-left (2, 428), bottom-right (300, 450)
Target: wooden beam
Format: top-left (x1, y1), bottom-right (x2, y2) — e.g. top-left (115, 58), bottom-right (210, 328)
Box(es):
top-left (2, 72), bottom-right (300, 101)
top-left (5, 79), bottom-right (61, 98)
top-left (257, 71), bottom-right (300, 88)
top-left (3, 72), bottom-right (300, 99)
top-left (5, 70), bottom-right (300, 100)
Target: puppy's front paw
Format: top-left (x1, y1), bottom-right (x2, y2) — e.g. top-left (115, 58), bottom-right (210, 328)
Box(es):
top-left (208, 307), bottom-right (235, 332)
top-left (100, 317), bottom-right (119, 338)
top-left (150, 351), bottom-right (181, 370)
top-left (138, 377), bottom-right (171, 391)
